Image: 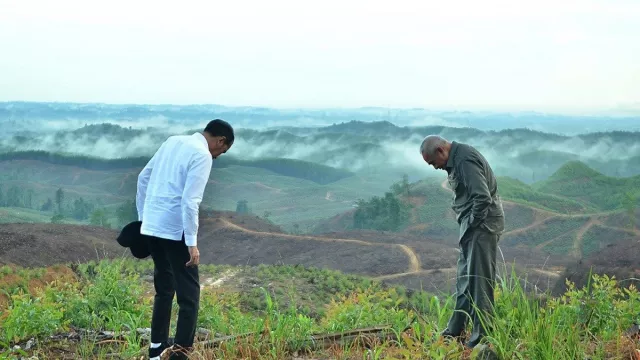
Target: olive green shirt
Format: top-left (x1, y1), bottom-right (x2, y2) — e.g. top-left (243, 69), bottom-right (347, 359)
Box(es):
top-left (445, 141), bottom-right (505, 240)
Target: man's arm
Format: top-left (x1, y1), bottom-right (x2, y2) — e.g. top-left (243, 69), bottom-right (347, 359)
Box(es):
top-left (460, 158), bottom-right (492, 228)
top-left (136, 152), bottom-right (158, 221)
top-left (181, 153), bottom-right (213, 247)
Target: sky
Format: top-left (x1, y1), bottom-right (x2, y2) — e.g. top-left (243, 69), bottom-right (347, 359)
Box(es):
top-left (0, 0), bottom-right (638, 113)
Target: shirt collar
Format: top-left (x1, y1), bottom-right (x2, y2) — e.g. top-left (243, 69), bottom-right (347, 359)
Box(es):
top-left (445, 141), bottom-right (459, 170)
top-left (192, 132), bottom-right (209, 150)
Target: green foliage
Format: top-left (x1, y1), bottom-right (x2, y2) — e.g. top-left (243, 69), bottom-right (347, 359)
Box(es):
top-left (64, 260), bottom-right (147, 331)
top-left (89, 208), bottom-right (111, 228)
top-left (353, 192), bottom-right (410, 231)
top-left (321, 288), bottom-right (412, 333)
top-left (390, 174), bottom-right (410, 196)
top-left (1, 290), bottom-right (65, 344)
top-left (72, 197), bottom-right (94, 220)
top-left (50, 213), bottom-right (64, 224)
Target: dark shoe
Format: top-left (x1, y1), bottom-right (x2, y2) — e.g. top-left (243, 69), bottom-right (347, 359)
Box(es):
top-left (441, 329), bottom-right (461, 339)
top-left (149, 338), bottom-right (174, 359)
top-left (440, 329), bottom-right (464, 344)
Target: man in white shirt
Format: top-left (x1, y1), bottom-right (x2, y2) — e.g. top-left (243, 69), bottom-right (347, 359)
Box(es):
top-left (136, 119), bottom-right (234, 360)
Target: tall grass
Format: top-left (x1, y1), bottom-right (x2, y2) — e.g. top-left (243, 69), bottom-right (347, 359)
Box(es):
top-left (1, 258), bottom-right (638, 359)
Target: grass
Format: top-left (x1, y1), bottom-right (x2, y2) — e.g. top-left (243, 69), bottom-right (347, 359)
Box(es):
top-left (1, 259), bottom-right (639, 359)
top-left (0, 207), bottom-right (64, 224)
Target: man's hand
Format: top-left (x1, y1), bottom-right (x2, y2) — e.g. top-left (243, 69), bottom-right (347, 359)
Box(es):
top-left (186, 246), bottom-right (200, 267)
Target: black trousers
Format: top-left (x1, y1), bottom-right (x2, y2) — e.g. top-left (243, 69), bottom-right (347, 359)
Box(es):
top-left (148, 236), bottom-right (200, 348)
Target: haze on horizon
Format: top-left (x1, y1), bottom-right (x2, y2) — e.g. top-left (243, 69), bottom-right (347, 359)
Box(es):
top-left (0, 0), bottom-right (638, 114)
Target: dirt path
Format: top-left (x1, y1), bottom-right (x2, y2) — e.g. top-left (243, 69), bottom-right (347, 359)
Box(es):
top-left (397, 244), bottom-right (421, 272)
top-left (572, 218), bottom-right (599, 258)
top-left (503, 217), bottom-right (554, 237)
top-left (530, 268), bottom-right (561, 278)
top-left (218, 218), bottom-right (422, 273)
top-left (373, 267), bottom-right (456, 281)
top-left (534, 227), bottom-right (580, 251)
top-left (118, 173), bottom-right (133, 192)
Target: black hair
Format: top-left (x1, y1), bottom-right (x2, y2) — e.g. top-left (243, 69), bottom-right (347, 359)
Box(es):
top-left (204, 119), bottom-right (234, 146)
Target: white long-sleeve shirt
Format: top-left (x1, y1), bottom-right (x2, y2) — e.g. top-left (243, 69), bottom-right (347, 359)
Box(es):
top-left (136, 132), bottom-right (213, 247)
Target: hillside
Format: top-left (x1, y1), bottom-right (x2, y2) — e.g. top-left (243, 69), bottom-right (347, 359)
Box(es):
top-left (534, 160), bottom-right (640, 211)
top-left (0, 153), bottom-right (399, 231)
top-left (316, 163), bottom-right (640, 261)
top-left (553, 239), bottom-right (640, 296)
top-left (0, 223), bottom-right (124, 267)
top-left (0, 209), bottom-right (567, 298)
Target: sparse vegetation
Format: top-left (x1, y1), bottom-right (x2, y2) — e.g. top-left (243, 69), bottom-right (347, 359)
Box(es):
top-left (0, 259), bottom-right (638, 359)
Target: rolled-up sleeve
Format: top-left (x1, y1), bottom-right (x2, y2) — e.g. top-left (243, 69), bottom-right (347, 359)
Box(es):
top-left (460, 158), bottom-right (492, 228)
top-left (181, 153), bottom-right (212, 247)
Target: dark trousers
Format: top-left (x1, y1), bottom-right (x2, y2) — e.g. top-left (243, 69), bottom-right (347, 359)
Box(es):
top-left (148, 236), bottom-right (200, 348)
top-left (445, 226), bottom-right (499, 347)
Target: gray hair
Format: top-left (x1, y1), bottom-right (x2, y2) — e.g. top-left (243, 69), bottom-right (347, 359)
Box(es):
top-left (419, 135), bottom-right (448, 156)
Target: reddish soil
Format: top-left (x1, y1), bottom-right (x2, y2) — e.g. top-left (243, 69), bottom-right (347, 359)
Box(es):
top-left (0, 223), bottom-right (125, 267)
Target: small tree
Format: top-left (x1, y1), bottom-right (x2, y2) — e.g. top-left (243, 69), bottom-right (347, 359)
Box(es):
top-left (55, 188), bottom-right (65, 214)
top-left (50, 213), bottom-right (64, 224)
top-left (90, 208), bottom-right (111, 228)
top-left (622, 191), bottom-right (637, 230)
top-left (41, 198), bottom-right (54, 212)
top-left (236, 200), bottom-right (250, 214)
top-left (72, 197), bottom-right (94, 220)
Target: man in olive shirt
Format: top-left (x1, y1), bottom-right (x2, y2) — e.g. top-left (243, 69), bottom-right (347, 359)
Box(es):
top-left (419, 135), bottom-right (505, 349)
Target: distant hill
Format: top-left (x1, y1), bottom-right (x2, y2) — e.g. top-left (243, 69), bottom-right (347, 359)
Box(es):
top-left (4, 118), bottom-right (640, 183)
top-left (0, 152), bottom-right (391, 231)
top-left (534, 160), bottom-right (640, 211)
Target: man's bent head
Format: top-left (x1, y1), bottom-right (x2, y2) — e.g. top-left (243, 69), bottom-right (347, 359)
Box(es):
top-left (419, 135), bottom-right (451, 170)
top-left (203, 119), bottom-right (234, 159)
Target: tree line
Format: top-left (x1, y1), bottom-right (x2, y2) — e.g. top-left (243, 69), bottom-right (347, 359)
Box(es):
top-left (0, 185), bottom-right (138, 228)
top-left (352, 175), bottom-right (411, 231)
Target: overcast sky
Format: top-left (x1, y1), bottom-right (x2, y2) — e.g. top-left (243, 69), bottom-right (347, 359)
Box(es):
top-left (0, 0), bottom-right (638, 112)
